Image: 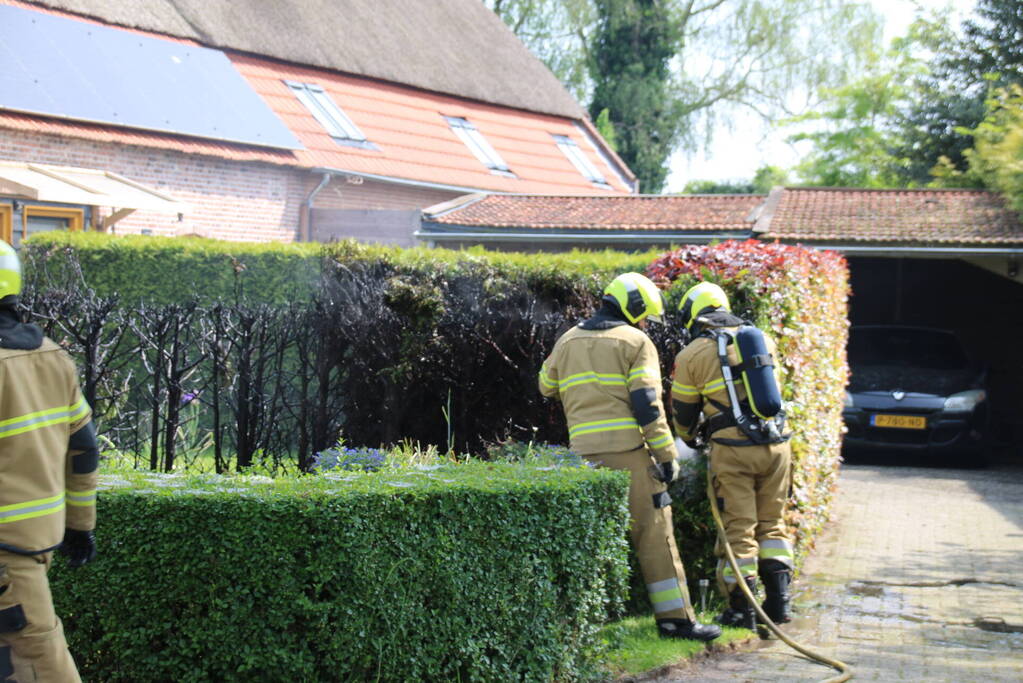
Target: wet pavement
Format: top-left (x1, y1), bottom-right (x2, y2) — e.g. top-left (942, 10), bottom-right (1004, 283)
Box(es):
top-left (645, 458), bottom-right (1023, 682)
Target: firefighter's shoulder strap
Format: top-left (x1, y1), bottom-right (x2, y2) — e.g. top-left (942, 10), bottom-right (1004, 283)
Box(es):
top-left (705, 326), bottom-right (789, 447)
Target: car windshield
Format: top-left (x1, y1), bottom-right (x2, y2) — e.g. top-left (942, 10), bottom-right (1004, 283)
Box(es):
top-left (848, 328), bottom-right (969, 370)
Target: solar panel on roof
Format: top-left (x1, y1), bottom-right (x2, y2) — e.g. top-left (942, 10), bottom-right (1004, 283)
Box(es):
top-left (0, 4), bottom-right (302, 150)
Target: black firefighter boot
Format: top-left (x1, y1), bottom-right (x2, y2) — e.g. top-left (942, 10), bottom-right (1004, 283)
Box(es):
top-left (656, 618), bottom-right (722, 642)
top-left (759, 559), bottom-right (792, 624)
top-left (715, 576), bottom-right (758, 630)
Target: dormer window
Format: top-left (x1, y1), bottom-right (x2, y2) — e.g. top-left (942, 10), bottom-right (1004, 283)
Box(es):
top-left (286, 81), bottom-right (369, 145)
top-left (553, 134), bottom-right (609, 187)
top-left (444, 116), bottom-right (513, 175)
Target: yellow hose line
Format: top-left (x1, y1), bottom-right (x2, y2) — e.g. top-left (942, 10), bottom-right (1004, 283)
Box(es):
top-left (706, 467), bottom-right (854, 683)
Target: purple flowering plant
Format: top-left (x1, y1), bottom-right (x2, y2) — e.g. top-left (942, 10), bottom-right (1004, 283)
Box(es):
top-left (311, 446), bottom-right (389, 473)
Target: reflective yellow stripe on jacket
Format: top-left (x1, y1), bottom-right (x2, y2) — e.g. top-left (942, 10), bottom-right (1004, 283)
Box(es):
top-left (568, 417), bottom-right (640, 439)
top-left (0, 493), bottom-right (65, 524)
top-left (671, 380), bottom-right (699, 398)
top-left (0, 397), bottom-right (89, 440)
top-left (538, 363), bottom-right (558, 390)
top-left (671, 378), bottom-right (724, 399)
top-left (66, 489), bottom-right (97, 507)
top-left (559, 371), bottom-right (628, 390)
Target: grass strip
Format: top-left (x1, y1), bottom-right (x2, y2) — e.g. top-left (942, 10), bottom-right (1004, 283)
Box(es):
top-left (601, 615), bottom-right (755, 677)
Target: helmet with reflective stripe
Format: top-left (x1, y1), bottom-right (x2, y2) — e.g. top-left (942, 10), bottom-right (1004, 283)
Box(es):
top-left (0, 241), bottom-right (20, 305)
top-left (678, 282), bottom-right (729, 332)
top-left (603, 272), bottom-right (665, 324)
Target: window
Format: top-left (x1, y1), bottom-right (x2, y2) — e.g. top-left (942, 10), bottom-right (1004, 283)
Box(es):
top-left (553, 134), bottom-right (609, 186)
top-left (285, 81), bottom-right (368, 144)
top-left (17, 206), bottom-right (84, 248)
top-left (0, 205), bottom-right (11, 245)
top-left (444, 116), bottom-right (512, 174)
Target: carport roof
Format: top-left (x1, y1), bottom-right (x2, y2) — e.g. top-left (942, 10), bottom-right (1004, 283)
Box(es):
top-left (756, 187), bottom-right (1023, 246)
top-left (420, 187), bottom-right (1023, 252)
top-left (422, 193), bottom-right (765, 232)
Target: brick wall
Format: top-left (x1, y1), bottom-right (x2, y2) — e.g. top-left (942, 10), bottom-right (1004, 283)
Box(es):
top-left (1, 128), bottom-right (467, 243)
top-left (310, 176), bottom-right (461, 211)
top-left (0, 128), bottom-right (305, 242)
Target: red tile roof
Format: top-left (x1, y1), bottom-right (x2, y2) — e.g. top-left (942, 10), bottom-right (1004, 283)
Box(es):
top-left (423, 193), bottom-right (764, 231)
top-left (423, 188), bottom-right (1023, 248)
top-left (759, 188), bottom-right (1023, 245)
top-left (231, 56), bottom-right (632, 194)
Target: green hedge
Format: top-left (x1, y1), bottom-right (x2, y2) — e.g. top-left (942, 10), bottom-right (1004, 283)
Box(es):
top-left (22, 232), bottom-right (662, 305)
top-left (21, 232), bottom-right (323, 305)
top-left (50, 461), bottom-right (630, 682)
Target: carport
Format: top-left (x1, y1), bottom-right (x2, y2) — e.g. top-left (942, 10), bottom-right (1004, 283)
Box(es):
top-left (755, 188), bottom-right (1023, 445)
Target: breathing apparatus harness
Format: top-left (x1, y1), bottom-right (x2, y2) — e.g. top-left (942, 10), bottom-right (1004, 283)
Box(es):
top-left (696, 319), bottom-right (790, 448)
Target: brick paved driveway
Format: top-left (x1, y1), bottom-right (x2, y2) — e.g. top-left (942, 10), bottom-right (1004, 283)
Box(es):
top-left (649, 459), bottom-right (1023, 682)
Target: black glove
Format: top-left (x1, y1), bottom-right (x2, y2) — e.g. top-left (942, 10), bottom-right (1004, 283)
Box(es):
top-left (650, 459), bottom-right (681, 484)
top-left (60, 528), bottom-right (96, 568)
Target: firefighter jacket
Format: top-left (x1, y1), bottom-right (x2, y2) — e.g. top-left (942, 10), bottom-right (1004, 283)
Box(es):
top-left (670, 326), bottom-right (780, 444)
top-left (539, 317), bottom-right (677, 463)
top-left (0, 332), bottom-right (96, 555)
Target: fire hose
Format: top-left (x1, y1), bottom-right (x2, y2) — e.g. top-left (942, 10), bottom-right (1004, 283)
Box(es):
top-left (705, 465), bottom-right (854, 683)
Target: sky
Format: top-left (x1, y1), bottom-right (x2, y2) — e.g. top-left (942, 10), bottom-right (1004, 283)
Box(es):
top-left (662, 0), bottom-right (979, 191)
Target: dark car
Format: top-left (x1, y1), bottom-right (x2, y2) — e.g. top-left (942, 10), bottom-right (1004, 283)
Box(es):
top-left (842, 325), bottom-right (989, 464)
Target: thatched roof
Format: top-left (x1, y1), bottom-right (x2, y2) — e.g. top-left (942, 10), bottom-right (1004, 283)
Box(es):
top-left (25, 0), bottom-right (584, 119)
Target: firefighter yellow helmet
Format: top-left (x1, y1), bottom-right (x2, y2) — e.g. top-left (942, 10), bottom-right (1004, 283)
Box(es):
top-left (603, 272), bottom-right (665, 324)
top-left (0, 241), bottom-right (20, 304)
top-left (678, 282), bottom-right (729, 331)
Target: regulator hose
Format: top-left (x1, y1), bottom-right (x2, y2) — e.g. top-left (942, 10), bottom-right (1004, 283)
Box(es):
top-left (706, 465), bottom-right (854, 683)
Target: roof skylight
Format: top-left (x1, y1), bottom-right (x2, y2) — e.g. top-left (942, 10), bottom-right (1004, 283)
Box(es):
top-left (286, 81), bottom-right (367, 144)
top-left (553, 134), bottom-right (609, 186)
top-left (444, 116), bottom-right (512, 174)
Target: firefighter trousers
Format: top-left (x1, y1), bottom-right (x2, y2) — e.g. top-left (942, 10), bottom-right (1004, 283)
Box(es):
top-left (584, 446), bottom-right (697, 622)
top-left (0, 551), bottom-right (80, 683)
top-left (709, 439), bottom-right (793, 597)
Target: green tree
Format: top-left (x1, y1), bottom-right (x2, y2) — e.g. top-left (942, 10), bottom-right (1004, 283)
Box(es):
top-left (681, 178), bottom-right (756, 194)
top-left (680, 166), bottom-right (788, 194)
top-left (784, 38), bottom-right (924, 187)
top-left (932, 85), bottom-right (1023, 210)
top-left (752, 165), bottom-right (790, 193)
top-left (890, 0), bottom-right (1023, 183)
top-left (487, 0), bottom-right (881, 193)
top-left (588, 0), bottom-right (677, 192)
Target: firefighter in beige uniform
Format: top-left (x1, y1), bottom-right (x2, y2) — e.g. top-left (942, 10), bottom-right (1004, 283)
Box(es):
top-left (0, 242), bottom-right (98, 682)
top-left (670, 282), bottom-right (793, 629)
top-left (539, 273), bottom-right (720, 641)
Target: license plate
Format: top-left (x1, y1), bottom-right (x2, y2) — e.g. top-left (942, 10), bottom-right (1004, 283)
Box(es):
top-left (871, 414), bottom-right (926, 430)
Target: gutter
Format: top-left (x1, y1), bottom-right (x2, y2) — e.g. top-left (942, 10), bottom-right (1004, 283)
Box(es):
top-left (311, 167), bottom-right (498, 195)
top-left (414, 228), bottom-right (745, 245)
top-left (794, 243), bottom-right (1023, 257)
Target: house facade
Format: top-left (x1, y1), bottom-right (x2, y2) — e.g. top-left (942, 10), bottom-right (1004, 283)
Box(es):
top-left (0, 0), bottom-right (634, 245)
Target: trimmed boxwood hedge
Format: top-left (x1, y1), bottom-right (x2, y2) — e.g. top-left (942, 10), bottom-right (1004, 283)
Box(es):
top-left (50, 461), bottom-right (630, 682)
top-left (21, 231), bottom-right (662, 305)
top-left (21, 232), bottom-right (324, 305)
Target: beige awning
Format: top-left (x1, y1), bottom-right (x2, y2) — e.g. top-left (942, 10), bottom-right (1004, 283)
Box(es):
top-left (0, 161), bottom-right (187, 227)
